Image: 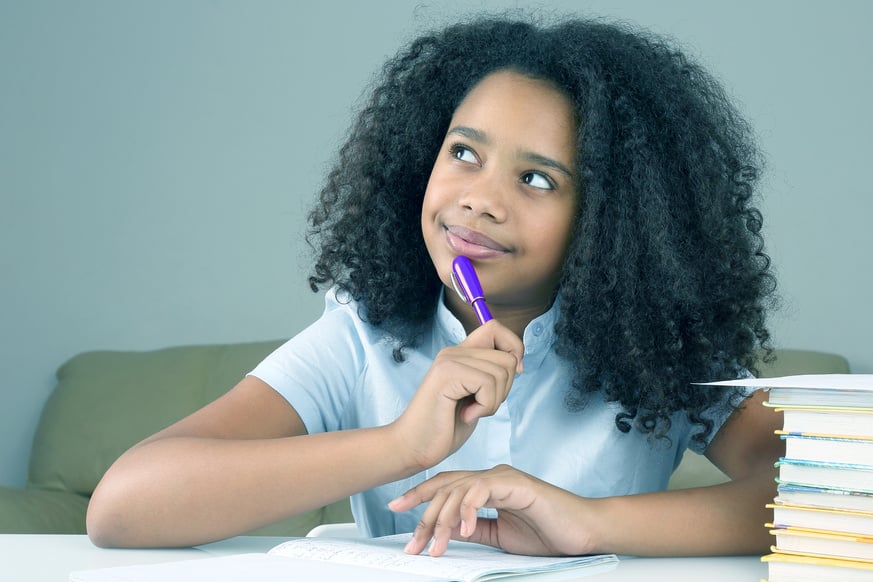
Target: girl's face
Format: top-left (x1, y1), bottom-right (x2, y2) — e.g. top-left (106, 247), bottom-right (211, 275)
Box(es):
top-left (421, 70), bottom-right (579, 331)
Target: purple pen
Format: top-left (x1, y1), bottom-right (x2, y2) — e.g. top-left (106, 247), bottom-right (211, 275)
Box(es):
top-left (450, 256), bottom-right (493, 325)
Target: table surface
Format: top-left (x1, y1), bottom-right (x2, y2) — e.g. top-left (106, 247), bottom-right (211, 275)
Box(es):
top-left (0, 534), bottom-right (768, 581)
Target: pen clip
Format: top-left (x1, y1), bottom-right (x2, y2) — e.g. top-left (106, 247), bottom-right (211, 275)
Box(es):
top-left (450, 256), bottom-right (493, 325)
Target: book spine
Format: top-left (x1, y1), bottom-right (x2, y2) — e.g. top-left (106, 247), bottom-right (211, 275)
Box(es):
top-left (766, 379), bottom-right (873, 577)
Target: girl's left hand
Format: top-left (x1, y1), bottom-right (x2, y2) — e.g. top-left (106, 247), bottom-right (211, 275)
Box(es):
top-left (388, 464), bottom-right (592, 557)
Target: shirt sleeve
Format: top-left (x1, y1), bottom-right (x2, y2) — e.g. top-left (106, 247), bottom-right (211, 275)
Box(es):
top-left (248, 289), bottom-right (367, 434)
top-left (685, 383), bottom-right (758, 454)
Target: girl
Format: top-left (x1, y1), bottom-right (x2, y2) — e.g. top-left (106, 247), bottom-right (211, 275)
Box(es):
top-left (87, 15), bottom-right (782, 557)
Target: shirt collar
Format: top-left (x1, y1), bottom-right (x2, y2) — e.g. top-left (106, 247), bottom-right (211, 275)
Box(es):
top-left (433, 289), bottom-right (560, 370)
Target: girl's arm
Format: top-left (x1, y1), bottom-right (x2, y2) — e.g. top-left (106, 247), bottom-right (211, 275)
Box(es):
top-left (86, 376), bottom-right (410, 548)
top-left (86, 320), bottom-right (524, 549)
top-left (589, 387), bottom-right (783, 555)
top-left (392, 388), bottom-right (784, 557)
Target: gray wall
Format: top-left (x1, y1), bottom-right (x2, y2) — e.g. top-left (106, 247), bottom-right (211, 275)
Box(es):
top-left (1, 0), bottom-right (871, 488)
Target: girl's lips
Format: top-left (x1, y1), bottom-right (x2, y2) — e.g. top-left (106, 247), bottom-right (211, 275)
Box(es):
top-left (444, 225), bottom-right (510, 258)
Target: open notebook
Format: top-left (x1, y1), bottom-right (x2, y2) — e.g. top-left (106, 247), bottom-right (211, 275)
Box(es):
top-left (69, 534), bottom-right (619, 582)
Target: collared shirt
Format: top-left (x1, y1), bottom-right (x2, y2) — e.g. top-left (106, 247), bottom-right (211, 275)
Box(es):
top-left (250, 287), bottom-right (744, 537)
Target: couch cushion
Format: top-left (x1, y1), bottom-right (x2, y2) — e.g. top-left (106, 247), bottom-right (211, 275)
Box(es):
top-left (0, 486), bottom-right (89, 533)
top-left (28, 340), bottom-right (285, 495)
top-left (755, 348), bottom-right (850, 378)
top-left (245, 499), bottom-right (354, 537)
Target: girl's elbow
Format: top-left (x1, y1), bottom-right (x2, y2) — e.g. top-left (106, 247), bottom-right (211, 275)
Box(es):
top-left (87, 489), bottom-right (123, 547)
top-left (86, 476), bottom-right (143, 548)
top-left (86, 509), bottom-right (121, 548)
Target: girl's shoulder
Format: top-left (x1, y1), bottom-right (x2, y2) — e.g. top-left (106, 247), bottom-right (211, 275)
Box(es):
top-left (283, 286), bottom-right (432, 362)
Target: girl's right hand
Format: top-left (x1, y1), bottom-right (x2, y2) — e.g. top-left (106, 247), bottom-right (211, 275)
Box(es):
top-left (392, 320), bottom-right (524, 471)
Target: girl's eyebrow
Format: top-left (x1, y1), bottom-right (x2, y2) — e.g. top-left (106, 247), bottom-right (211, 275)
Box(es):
top-left (447, 125), bottom-right (575, 180)
top-left (448, 125), bottom-right (489, 144)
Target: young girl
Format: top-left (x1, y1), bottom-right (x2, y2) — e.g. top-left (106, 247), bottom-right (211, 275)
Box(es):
top-left (87, 15), bottom-right (782, 557)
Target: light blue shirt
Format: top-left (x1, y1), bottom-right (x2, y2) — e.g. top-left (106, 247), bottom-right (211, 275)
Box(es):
top-left (250, 287), bottom-right (742, 537)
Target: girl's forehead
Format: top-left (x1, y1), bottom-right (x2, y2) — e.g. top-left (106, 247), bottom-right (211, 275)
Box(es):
top-left (452, 71), bottom-right (575, 126)
top-left (460, 71), bottom-right (563, 107)
top-left (448, 71), bottom-right (577, 154)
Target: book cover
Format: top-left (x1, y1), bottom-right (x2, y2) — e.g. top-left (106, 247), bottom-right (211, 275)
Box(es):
top-left (767, 386), bottom-right (873, 408)
top-left (776, 484), bottom-right (873, 513)
top-left (772, 407), bottom-right (873, 438)
top-left (776, 459), bottom-right (873, 494)
top-left (700, 374), bottom-right (873, 391)
top-left (780, 432), bottom-right (873, 466)
top-left (762, 551), bottom-right (873, 582)
top-left (768, 502), bottom-right (873, 536)
top-left (776, 434), bottom-right (873, 466)
top-left (768, 525), bottom-right (873, 562)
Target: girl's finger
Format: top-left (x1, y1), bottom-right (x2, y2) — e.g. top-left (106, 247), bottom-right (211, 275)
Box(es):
top-left (412, 476), bottom-right (494, 557)
top-left (436, 355), bottom-right (514, 420)
top-left (458, 482), bottom-right (490, 538)
top-left (404, 487), bottom-right (451, 555)
top-left (428, 486), bottom-right (470, 556)
top-left (462, 321), bottom-right (525, 374)
top-left (389, 471), bottom-right (467, 512)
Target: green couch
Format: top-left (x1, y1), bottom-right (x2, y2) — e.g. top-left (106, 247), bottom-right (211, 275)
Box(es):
top-left (0, 342), bottom-right (850, 535)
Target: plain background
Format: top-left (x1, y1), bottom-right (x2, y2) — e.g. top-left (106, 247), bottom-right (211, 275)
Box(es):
top-left (1, 0), bottom-right (871, 488)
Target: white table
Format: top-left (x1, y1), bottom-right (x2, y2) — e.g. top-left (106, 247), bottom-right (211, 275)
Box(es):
top-left (0, 534), bottom-right (767, 581)
top-left (0, 535), bottom-right (282, 581)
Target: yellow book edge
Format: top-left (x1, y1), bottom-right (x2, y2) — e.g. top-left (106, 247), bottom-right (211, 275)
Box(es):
top-left (762, 550), bottom-right (873, 569)
top-left (767, 524), bottom-right (873, 544)
top-left (775, 429), bottom-right (873, 441)
top-left (770, 546), bottom-right (873, 565)
top-left (769, 546), bottom-right (873, 565)
top-left (764, 402), bottom-right (873, 413)
top-left (768, 502), bottom-right (873, 518)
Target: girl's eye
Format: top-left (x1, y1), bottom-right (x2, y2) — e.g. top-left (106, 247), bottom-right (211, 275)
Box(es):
top-left (449, 144), bottom-right (479, 164)
top-left (521, 171), bottom-right (555, 190)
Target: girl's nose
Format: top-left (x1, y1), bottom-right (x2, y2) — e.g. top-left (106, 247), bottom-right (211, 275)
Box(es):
top-left (458, 172), bottom-right (508, 222)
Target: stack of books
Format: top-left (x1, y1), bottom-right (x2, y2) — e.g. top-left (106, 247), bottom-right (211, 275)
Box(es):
top-left (759, 374), bottom-right (873, 581)
top-left (731, 374), bottom-right (873, 581)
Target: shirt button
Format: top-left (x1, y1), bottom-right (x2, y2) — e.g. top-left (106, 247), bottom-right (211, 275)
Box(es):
top-left (532, 323), bottom-right (544, 336)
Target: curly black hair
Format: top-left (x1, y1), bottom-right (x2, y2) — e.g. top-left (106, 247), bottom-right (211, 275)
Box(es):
top-left (306, 14), bottom-right (777, 445)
